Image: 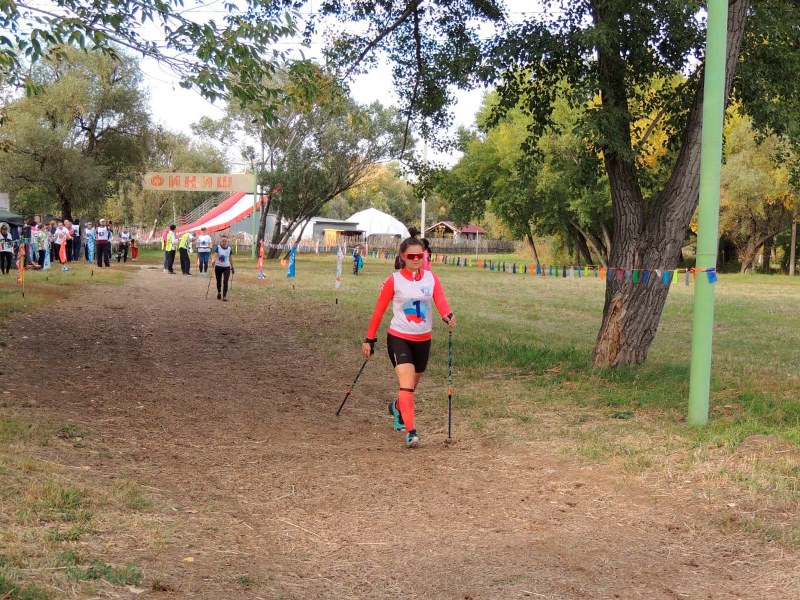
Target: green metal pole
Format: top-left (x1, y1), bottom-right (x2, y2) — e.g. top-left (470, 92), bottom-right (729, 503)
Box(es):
top-left (688, 0), bottom-right (728, 426)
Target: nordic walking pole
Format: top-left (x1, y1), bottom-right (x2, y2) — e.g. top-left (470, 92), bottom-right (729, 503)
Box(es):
top-left (205, 270), bottom-right (212, 299)
top-left (447, 330), bottom-right (453, 439)
top-left (336, 355), bottom-right (371, 416)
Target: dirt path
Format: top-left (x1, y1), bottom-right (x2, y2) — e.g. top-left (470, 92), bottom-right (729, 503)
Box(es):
top-left (4, 268), bottom-right (798, 599)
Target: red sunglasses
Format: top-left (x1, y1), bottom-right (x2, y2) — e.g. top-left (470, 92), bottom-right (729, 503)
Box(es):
top-left (404, 252), bottom-right (425, 260)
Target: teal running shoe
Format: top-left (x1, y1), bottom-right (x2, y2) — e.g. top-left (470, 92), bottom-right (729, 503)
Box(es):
top-left (405, 429), bottom-right (419, 448)
top-left (388, 401), bottom-right (405, 431)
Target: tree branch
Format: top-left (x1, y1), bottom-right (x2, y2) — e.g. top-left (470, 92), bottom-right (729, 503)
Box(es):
top-left (342, 0), bottom-right (425, 80)
top-left (399, 3), bottom-right (424, 157)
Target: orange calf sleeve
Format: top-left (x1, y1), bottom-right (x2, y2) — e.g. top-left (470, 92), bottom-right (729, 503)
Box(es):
top-left (397, 389), bottom-right (415, 432)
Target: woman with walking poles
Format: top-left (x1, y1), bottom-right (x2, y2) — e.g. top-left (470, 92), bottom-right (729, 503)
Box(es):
top-left (362, 235), bottom-right (456, 448)
top-left (209, 236), bottom-right (235, 301)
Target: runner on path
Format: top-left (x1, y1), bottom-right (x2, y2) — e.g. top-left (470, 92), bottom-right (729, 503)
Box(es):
top-left (362, 235), bottom-right (457, 448)
top-left (209, 236), bottom-right (235, 301)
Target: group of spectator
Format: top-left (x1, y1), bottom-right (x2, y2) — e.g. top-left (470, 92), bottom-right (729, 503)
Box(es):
top-left (159, 223), bottom-right (234, 300)
top-left (160, 223), bottom-right (213, 276)
top-left (0, 214), bottom-right (137, 274)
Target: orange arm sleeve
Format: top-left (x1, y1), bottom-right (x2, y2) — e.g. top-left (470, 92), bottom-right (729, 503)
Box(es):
top-left (431, 272), bottom-right (452, 318)
top-left (366, 275), bottom-right (395, 339)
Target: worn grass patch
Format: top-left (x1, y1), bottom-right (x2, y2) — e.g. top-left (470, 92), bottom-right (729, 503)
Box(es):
top-left (2, 249), bottom-right (800, 595)
top-left (0, 573), bottom-right (49, 600)
top-left (0, 265), bottom-right (125, 322)
top-left (111, 478), bottom-right (152, 511)
top-left (270, 256), bottom-right (800, 545)
top-left (0, 416), bottom-right (56, 446)
top-left (57, 551), bottom-right (143, 585)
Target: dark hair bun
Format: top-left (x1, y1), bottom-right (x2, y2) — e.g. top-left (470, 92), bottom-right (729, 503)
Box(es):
top-left (408, 226), bottom-right (421, 237)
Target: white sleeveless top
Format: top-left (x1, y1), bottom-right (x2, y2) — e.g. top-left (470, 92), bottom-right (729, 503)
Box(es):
top-left (0, 233), bottom-right (12, 252)
top-left (214, 245), bottom-right (231, 267)
top-left (95, 226), bottom-right (109, 241)
top-left (389, 270), bottom-right (435, 337)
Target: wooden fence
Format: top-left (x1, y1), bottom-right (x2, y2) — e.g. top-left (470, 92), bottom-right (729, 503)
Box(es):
top-left (323, 234), bottom-right (516, 254)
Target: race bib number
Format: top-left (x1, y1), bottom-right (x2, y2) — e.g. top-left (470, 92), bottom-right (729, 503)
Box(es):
top-left (402, 299), bottom-right (429, 324)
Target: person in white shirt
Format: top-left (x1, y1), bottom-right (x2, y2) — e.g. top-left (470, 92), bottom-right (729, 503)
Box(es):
top-left (117, 226), bottom-right (131, 263)
top-left (70, 220), bottom-right (81, 262)
top-left (361, 235), bottom-right (457, 448)
top-left (83, 222), bottom-right (94, 263)
top-left (55, 220), bottom-right (72, 269)
top-left (196, 226), bottom-right (212, 277)
top-left (94, 218), bottom-right (111, 267)
top-left (0, 222), bottom-right (14, 275)
top-left (209, 236), bottom-right (235, 301)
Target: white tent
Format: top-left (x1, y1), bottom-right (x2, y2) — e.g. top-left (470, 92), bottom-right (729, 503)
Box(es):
top-left (345, 208), bottom-right (409, 238)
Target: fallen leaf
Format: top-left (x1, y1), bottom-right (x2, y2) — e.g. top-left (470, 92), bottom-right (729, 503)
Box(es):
top-left (183, 556), bottom-right (194, 562)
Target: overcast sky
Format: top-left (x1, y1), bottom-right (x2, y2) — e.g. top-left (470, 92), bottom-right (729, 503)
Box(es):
top-left (140, 0), bottom-right (546, 168)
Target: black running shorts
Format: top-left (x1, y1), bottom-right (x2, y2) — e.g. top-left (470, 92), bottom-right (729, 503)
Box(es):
top-left (387, 333), bottom-right (431, 373)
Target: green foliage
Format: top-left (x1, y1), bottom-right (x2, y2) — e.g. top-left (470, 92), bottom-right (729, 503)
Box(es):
top-left (733, 0), bottom-right (800, 153)
top-left (0, 48), bottom-right (149, 219)
top-left (720, 109), bottom-right (799, 272)
top-left (277, 0), bottom-right (505, 145)
top-left (323, 162), bottom-right (419, 223)
top-left (0, 0), bottom-right (297, 112)
top-left (304, 0), bottom-right (800, 365)
top-left (437, 92), bottom-right (610, 261)
top-left (195, 63), bottom-right (409, 250)
top-left (124, 129), bottom-right (229, 228)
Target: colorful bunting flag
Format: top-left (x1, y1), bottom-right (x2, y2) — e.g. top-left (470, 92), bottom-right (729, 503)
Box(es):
top-left (257, 241), bottom-right (265, 279)
top-left (286, 245), bottom-right (296, 278)
top-left (16, 242), bottom-right (25, 292)
top-left (335, 247), bottom-right (343, 290)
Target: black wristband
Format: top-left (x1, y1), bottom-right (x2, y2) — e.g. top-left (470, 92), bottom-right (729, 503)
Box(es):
top-left (364, 337), bottom-right (377, 344)
top-left (442, 313), bottom-right (454, 324)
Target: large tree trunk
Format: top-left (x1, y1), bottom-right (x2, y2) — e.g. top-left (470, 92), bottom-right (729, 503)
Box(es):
top-left (738, 239), bottom-right (761, 273)
top-left (58, 190), bottom-right (73, 222)
top-left (571, 226), bottom-right (594, 266)
top-left (571, 219), bottom-right (609, 266)
top-left (524, 229), bottom-right (540, 266)
top-left (761, 234), bottom-right (773, 273)
top-left (592, 0), bottom-right (749, 367)
top-left (256, 188), bottom-right (272, 251)
top-left (267, 211), bottom-right (284, 259)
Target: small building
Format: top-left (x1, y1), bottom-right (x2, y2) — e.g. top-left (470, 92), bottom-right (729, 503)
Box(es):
top-left (309, 218), bottom-right (362, 240)
top-left (346, 208), bottom-right (409, 238)
top-left (426, 221), bottom-right (486, 241)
